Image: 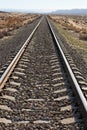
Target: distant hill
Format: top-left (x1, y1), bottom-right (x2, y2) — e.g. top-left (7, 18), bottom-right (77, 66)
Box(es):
top-left (52, 9), bottom-right (87, 15)
top-left (0, 11), bottom-right (6, 13)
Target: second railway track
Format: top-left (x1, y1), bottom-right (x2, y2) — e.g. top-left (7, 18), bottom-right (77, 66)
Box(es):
top-left (0, 16), bottom-right (87, 129)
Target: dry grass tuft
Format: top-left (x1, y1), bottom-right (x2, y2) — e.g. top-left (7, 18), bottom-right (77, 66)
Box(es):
top-left (81, 28), bottom-right (87, 34)
top-left (79, 33), bottom-right (87, 40)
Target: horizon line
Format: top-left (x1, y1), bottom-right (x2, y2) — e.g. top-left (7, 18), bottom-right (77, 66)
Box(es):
top-left (1, 8), bottom-right (87, 13)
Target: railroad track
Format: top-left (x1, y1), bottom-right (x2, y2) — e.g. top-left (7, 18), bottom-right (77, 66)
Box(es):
top-left (0, 16), bottom-right (87, 129)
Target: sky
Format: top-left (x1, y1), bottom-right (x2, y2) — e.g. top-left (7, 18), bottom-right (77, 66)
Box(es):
top-left (0, 0), bottom-right (87, 12)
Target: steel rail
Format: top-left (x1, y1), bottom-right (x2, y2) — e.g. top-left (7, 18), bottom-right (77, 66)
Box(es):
top-left (47, 17), bottom-right (87, 124)
top-left (0, 17), bottom-right (43, 90)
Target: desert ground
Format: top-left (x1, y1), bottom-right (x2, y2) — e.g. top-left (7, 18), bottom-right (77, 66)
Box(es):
top-left (0, 12), bottom-right (40, 39)
top-left (50, 15), bottom-right (87, 40)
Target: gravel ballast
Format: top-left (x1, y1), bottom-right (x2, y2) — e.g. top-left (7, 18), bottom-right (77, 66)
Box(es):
top-left (0, 17), bottom-right (84, 129)
top-left (0, 17), bottom-right (40, 68)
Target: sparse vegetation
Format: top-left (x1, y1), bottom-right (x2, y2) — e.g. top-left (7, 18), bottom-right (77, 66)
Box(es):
top-left (50, 15), bottom-right (87, 41)
top-left (0, 12), bottom-right (40, 39)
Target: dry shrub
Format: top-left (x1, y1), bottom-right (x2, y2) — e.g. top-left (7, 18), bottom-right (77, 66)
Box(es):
top-left (6, 17), bottom-right (22, 29)
top-left (0, 30), bottom-right (11, 39)
top-left (2, 30), bottom-right (11, 36)
top-left (72, 26), bottom-right (81, 33)
top-left (67, 24), bottom-right (74, 30)
top-left (62, 22), bottom-right (81, 33)
top-left (0, 31), bottom-right (4, 38)
top-left (62, 23), bottom-right (73, 30)
top-left (79, 33), bottom-right (87, 40)
top-left (82, 28), bottom-right (87, 34)
top-left (75, 28), bottom-right (81, 33)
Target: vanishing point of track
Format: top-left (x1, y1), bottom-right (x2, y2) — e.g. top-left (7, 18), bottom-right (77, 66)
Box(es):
top-left (0, 16), bottom-right (87, 129)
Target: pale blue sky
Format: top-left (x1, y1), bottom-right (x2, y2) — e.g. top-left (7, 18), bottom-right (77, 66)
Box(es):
top-left (0, 0), bottom-right (87, 12)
